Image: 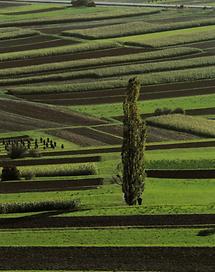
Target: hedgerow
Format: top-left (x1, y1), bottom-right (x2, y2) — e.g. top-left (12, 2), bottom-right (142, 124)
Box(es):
top-left (0, 199), bottom-right (79, 214)
top-left (20, 163), bottom-right (98, 177)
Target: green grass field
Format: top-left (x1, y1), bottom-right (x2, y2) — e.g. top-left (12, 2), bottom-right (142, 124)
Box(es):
top-left (0, 2), bottom-right (214, 269)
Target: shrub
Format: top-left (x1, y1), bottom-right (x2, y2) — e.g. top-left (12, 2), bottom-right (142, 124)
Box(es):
top-left (0, 199), bottom-right (80, 214)
top-left (22, 171), bottom-right (35, 180)
top-left (1, 165), bottom-right (20, 181)
top-left (7, 143), bottom-right (28, 159)
top-left (154, 107), bottom-right (185, 116)
top-left (72, 0), bottom-right (95, 7)
top-left (28, 149), bottom-right (41, 157)
top-left (172, 107), bottom-right (185, 114)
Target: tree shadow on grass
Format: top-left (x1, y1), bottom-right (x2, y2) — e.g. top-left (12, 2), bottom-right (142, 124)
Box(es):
top-left (197, 228), bottom-right (215, 237)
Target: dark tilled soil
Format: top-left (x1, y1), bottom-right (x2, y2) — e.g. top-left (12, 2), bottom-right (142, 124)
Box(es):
top-left (46, 128), bottom-right (107, 147)
top-left (0, 47), bottom-right (146, 69)
top-left (0, 214), bottom-right (215, 229)
top-left (0, 178), bottom-right (103, 193)
top-left (0, 99), bottom-right (104, 126)
top-left (147, 169), bottom-right (215, 179)
top-left (0, 246), bottom-right (214, 271)
top-left (0, 39), bottom-right (75, 53)
top-left (94, 125), bottom-right (200, 142)
top-left (0, 35), bottom-right (55, 48)
top-left (69, 127), bottom-right (122, 145)
top-left (23, 79), bottom-right (215, 105)
top-left (0, 155), bottom-right (101, 167)
top-left (187, 40), bottom-right (215, 49)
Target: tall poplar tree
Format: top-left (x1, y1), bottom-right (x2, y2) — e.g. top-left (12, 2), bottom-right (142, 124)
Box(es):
top-left (121, 77), bottom-right (147, 205)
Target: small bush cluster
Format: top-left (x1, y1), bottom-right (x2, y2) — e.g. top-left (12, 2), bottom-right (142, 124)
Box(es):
top-left (72, 0), bottom-right (96, 7)
top-left (1, 165), bottom-right (20, 181)
top-left (1, 136), bottom-right (65, 158)
top-left (154, 107), bottom-right (185, 116)
top-left (0, 199), bottom-right (80, 214)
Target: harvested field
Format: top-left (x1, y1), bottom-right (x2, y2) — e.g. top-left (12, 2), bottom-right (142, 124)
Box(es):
top-left (0, 214), bottom-right (215, 229)
top-left (0, 110), bottom-right (59, 132)
top-left (46, 128), bottom-right (109, 147)
top-left (0, 99), bottom-right (104, 127)
top-left (189, 40), bottom-right (215, 49)
top-left (0, 35), bottom-right (56, 48)
top-left (0, 47), bottom-right (145, 69)
top-left (147, 169), bottom-right (215, 179)
top-left (22, 79), bottom-right (215, 105)
top-left (0, 246), bottom-right (214, 271)
top-left (0, 39), bottom-right (75, 53)
top-left (0, 177), bottom-right (103, 193)
top-left (0, 155), bottom-right (101, 167)
top-left (94, 124), bottom-right (201, 142)
top-left (68, 127), bottom-right (122, 145)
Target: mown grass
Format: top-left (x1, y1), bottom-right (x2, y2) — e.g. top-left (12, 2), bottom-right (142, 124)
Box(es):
top-left (0, 178), bottom-right (215, 216)
top-left (147, 114), bottom-right (215, 137)
top-left (0, 228), bottom-right (214, 247)
top-left (0, 6), bottom-right (159, 24)
top-left (63, 18), bottom-right (215, 39)
top-left (70, 94), bottom-right (215, 118)
top-left (117, 25), bottom-right (215, 47)
top-left (0, 47), bottom-right (200, 78)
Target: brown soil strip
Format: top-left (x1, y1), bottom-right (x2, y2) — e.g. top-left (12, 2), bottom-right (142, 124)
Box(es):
top-left (69, 127), bottom-right (122, 145)
top-left (23, 79), bottom-right (215, 106)
top-left (0, 35), bottom-right (55, 48)
top-left (188, 40), bottom-right (215, 49)
top-left (0, 155), bottom-right (101, 167)
top-left (46, 128), bottom-right (107, 147)
top-left (0, 47), bottom-right (145, 69)
top-left (0, 214), bottom-right (215, 229)
top-left (0, 246), bottom-right (214, 271)
top-left (95, 124), bottom-right (201, 142)
top-left (147, 169), bottom-right (215, 179)
top-left (0, 99), bottom-right (104, 126)
top-left (0, 39), bottom-right (75, 53)
top-left (0, 178), bottom-right (103, 193)
top-left (0, 110), bottom-right (60, 132)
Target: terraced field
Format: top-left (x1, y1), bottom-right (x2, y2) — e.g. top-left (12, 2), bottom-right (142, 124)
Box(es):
top-left (0, 0), bottom-right (214, 271)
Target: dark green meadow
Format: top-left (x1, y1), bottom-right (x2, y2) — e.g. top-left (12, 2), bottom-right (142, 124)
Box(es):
top-left (0, 0), bottom-right (214, 270)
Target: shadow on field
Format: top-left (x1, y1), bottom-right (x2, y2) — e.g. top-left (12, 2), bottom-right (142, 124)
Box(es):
top-left (197, 228), bottom-right (215, 236)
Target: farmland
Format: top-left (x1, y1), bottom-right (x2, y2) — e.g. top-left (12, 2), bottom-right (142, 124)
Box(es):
top-left (0, 0), bottom-right (214, 271)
